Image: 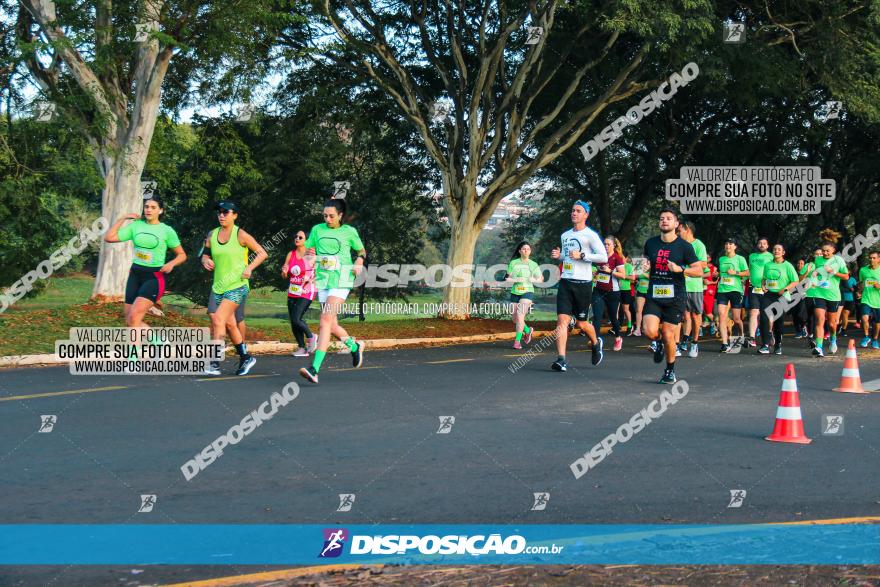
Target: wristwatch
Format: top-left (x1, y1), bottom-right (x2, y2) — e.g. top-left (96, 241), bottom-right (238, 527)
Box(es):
top-left (580, 252), bottom-right (586, 261)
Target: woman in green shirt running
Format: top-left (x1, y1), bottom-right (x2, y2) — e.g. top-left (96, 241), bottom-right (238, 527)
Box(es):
top-left (627, 258), bottom-right (651, 337)
top-left (802, 241), bottom-right (849, 357)
top-left (505, 241), bottom-right (544, 349)
top-left (105, 196), bottom-right (186, 328)
top-left (299, 198), bottom-right (367, 384)
top-left (201, 200), bottom-right (268, 375)
top-left (758, 243), bottom-right (799, 355)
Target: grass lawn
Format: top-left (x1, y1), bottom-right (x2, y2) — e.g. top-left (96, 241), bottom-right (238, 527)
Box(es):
top-left (1, 275), bottom-right (559, 356)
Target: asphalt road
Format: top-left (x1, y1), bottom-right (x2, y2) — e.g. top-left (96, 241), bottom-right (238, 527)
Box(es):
top-left (2, 334), bottom-right (879, 584)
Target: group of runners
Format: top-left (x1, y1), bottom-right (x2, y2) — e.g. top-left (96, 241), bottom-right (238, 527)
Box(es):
top-left (107, 196), bottom-right (366, 383)
top-left (506, 201), bottom-right (880, 383)
top-left (107, 193), bottom-right (880, 387)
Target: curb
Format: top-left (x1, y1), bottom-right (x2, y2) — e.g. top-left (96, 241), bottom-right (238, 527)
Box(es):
top-left (0, 330), bottom-right (558, 369)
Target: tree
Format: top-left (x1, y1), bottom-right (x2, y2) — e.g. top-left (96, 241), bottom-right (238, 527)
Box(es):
top-left (8, 0), bottom-right (293, 300)
top-left (306, 0), bottom-right (715, 318)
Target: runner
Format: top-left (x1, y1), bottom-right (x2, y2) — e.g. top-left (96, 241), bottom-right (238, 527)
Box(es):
top-left (299, 198), bottom-right (367, 384)
top-left (702, 253), bottom-right (719, 337)
top-left (282, 229), bottom-right (317, 357)
top-left (628, 258), bottom-right (651, 337)
top-left (791, 257), bottom-right (809, 338)
top-left (716, 238), bottom-right (749, 353)
top-left (675, 221), bottom-right (707, 358)
top-left (839, 268), bottom-right (858, 336)
top-left (200, 230), bottom-right (247, 345)
top-left (505, 241), bottom-right (543, 349)
top-left (802, 248), bottom-right (822, 340)
top-left (803, 241), bottom-right (849, 357)
top-left (746, 238), bottom-right (773, 348)
top-left (642, 209), bottom-right (701, 384)
top-left (550, 200), bottom-right (607, 372)
top-left (858, 251), bottom-right (880, 349)
top-left (758, 244), bottom-right (799, 355)
top-left (619, 256), bottom-right (634, 335)
top-left (105, 196), bottom-right (186, 328)
top-left (591, 236), bottom-right (627, 352)
top-left (201, 200), bottom-right (268, 376)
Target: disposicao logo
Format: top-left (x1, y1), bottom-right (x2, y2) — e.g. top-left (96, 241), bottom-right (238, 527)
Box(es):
top-left (319, 528), bottom-right (348, 558)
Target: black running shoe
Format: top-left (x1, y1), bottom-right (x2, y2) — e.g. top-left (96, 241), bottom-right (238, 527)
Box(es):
top-left (299, 366), bottom-right (319, 383)
top-left (658, 368), bottom-right (677, 384)
top-left (551, 359), bottom-right (568, 372)
top-left (236, 355), bottom-right (256, 375)
top-left (351, 340), bottom-right (364, 368)
top-left (592, 337), bottom-right (604, 366)
top-left (652, 340), bottom-right (664, 364)
top-left (719, 343), bottom-right (729, 353)
top-left (757, 345), bottom-right (770, 355)
top-left (773, 344), bottom-right (782, 355)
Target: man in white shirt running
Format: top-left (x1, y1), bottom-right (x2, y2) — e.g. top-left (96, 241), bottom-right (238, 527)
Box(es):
top-left (550, 200), bottom-right (608, 372)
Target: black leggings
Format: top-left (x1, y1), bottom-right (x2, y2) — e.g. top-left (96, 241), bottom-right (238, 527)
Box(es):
top-left (759, 292), bottom-right (785, 346)
top-left (287, 297), bottom-right (314, 347)
top-left (591, 289), bottom-right (622, 336)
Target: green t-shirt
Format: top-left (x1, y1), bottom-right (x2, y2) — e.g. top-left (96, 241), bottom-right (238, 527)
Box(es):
top-left (748, 251), bottom-right (774, 289)
top-left (685, 239), bottom-right (707, 293)
top-left (210, 226), bottom-right (249, 294)
top-left (859, 265), bottom-right (880, 309)
top-left (305, 223), bottom-right (365, 290)
top-left (806, 255), bottom-right (847, 301)
top-left (507, 258), bottom-right (541, 295)
top-left (762, 260), bottom-right (798, 295)
top-left (117, 220), bottom-right (180, 268)
top-left (619, 263), bottom-right (633, 289)
top-left (636, 272), bottom-right (650, 294)
top-left (717, 254), bottom-right (748, 294)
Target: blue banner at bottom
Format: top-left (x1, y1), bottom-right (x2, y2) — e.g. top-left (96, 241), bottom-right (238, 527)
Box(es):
top-left (1, 524), bottom-right (878, 565)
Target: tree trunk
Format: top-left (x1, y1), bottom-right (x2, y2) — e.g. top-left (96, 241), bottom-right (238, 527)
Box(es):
top-left (90, 155), bottom-right (149, 301)
top-left (439, 221), bottom-right (482, 320)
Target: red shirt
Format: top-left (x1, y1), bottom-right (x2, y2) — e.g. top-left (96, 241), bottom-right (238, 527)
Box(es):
top-left (596, 253), bottom-right (625, 292)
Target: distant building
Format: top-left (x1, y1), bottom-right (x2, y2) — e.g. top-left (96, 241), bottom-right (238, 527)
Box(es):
top-left (484, 194), bottom-right (531, 231)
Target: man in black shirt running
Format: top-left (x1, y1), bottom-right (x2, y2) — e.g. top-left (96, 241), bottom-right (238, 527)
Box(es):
top-left (643, 209), bottom-right (702, 383)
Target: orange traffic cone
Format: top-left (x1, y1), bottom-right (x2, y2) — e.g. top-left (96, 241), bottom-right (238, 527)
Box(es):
top-left (766, 363), bottom-right (812, 444)
top-left (833, 339), bottom-right (868, 394)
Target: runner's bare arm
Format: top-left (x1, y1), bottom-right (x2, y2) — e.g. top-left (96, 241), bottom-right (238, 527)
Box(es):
top-left (104, 214), bottom-right (140, 243)
top-left (281, 251), bottom-right (291, 277)
top-left (160, 245), bottom-right (187, 274)
top-left (237, 229), bottom-right (268, 277)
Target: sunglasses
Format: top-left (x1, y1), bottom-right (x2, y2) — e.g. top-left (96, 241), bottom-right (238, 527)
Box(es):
top-left (217, 209), bottom-right (234, 216)
top-left (295, 235), bottom-right (305, 240)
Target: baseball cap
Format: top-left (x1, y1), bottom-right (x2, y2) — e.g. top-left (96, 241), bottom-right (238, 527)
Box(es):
top-left (215, 200), bottom-right (238, 212)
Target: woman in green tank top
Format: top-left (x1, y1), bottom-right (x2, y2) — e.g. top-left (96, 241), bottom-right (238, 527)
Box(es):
top-left (200, 200), bottom-right (268, 376)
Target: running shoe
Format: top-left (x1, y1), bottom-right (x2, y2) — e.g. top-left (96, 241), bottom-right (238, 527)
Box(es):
top-left (351, 340), bottom-right (365, 368)
top-left (650, 340), bottom-right (658, 353)
top-left (829, 339), bottom-right (838, 354)
top-left (872, 340), bottom-right (880, 350)
top-left (758, 345), bottom-right (770, 355)
top-left (675, 347), bottom-right (682, 357)
top-left (710, 323), bottom-right (717, 336)
top-left (551, 358), bottom-right (568, 372)
top-left (719, 343), bottom-right (730, 353)
top-left (808, 337), bottom-right (818, 349)
top-left (658, 368), bottom-right (677, 384)
top-left (794, 330), bottom-right (806, 339)
top-left (812, 346), bottom-right (825, 357)
top-left (652, 340), bottom-right (664, 364)
top-left (613, 336), bottom-right (623, 352)
top-left (746, 338), bottom-right (757, 348)
top-left (307, 335), bottom-right (318, 353)
top-left (592, 338), bottom-right (604, 366)
top-left (236, 355), bottom-right (256, 376)
top-left (299, 366), bottom-right (319, 383)
top-left (698, 327), bottom-right (704, 338)
top-left (293, 348), bottom-right (309, 357)
top-left (861, 336), bottom-right (872, 348)
top-left (513, 341), bottom-right (522, 350)
top-left (633, 328), bottom-right (642, 337)
top-left (627, 329), bottom-right (636, 337)
top-left (204, 361), bottom-right (221, 376)
top-left (522, 329), bottom-right (532, 345)
top-left (688, 343), bottom-right (699, 358)
top-left (773, 344), bottom-right (782, 355)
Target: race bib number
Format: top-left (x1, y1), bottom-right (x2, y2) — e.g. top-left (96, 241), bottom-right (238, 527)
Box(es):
top-left (752, 287), bottom-right (764, 294)
top-left (653, 284), bottom-right (674, 298)
top-left (818, 280), bottom-right (830, 289)
top-left (563, 261), bottom-right (573, 272)
top-left (134, 249), bottom-right (154, 264)
top-left (288, 283), bottom-right (303, 296)
top-left (597, 273), bottom-right (611, 284)
top-left (866, 279), bottom-right (878, 288)
top-left (721, 276), bottom-right (736, 286)
top-left (318, 255), bottom-right (339, 270)
top-left (765, 280), bottom-right (779, 291)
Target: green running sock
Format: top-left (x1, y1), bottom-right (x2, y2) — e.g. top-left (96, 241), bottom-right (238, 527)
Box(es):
top-left (523, 324), bottom-right (532, 334)
top-left (515, 331), bottom-right (523, 342)
top-left (815, 337), bottom-right (823, 349)
top-left (830, 335), bottom-right (837, 343)
top-left (345, 337), bottom-right (358, 352)
top-left (312, 350), bottom-right (326, 372)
